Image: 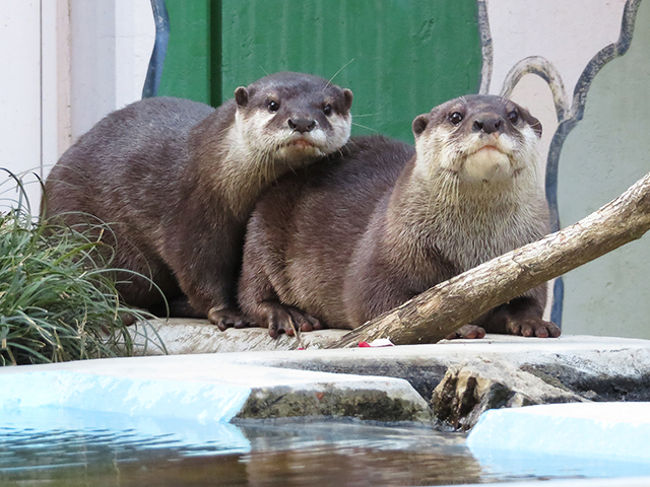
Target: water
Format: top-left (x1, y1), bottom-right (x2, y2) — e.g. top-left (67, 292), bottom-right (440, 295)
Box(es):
top-left (2, 410), bottom-right (650, 486)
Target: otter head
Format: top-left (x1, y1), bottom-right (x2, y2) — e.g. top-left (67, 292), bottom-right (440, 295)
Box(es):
top-left (412, 95), bottom-right (542, 185)
top-left (233, 72), bottom-right (353, 163)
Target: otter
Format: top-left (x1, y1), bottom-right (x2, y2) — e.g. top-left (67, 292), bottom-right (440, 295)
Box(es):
top-left (237, 94), bottom-right (561, 339)
top-left (42, 72), bottom-right (353, 328)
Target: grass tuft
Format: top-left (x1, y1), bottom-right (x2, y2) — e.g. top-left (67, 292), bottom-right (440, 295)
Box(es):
top-left (1, 169), bottom-right (166, 365)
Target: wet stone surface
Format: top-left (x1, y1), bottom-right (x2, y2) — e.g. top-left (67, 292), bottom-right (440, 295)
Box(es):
top-left (128, 320), bottom-right (650, 429)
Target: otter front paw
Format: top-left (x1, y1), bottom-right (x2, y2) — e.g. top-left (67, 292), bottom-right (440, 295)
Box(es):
top-left (262, 304), bottom-right (324, 339)
top-left (208, 307), bottom-right (249, 331)
top-left (507, 317), bottom-right (561, 338)
top-left (445, 324), bottom-right (486, 340)
top-left (119, 311), bottom-right (137, 326)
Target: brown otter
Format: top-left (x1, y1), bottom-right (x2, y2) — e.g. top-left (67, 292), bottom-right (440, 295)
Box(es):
top-left (42, 72), bottom-right (353, 328)
top-left (237, 94), bottom-right (561, 339)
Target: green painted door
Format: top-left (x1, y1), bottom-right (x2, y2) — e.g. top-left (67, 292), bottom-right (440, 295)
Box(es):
top-left (159, 0), bottom-right (482, 142)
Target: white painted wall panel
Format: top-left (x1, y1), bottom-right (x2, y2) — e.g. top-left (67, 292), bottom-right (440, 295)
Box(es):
top-left (69, 1), bottom-right (117, 140)
top-left (114, 0), bottom-right (155, 110)
top-left (558, 0), bottom-right (650, 338)
top-left (69, 0), bottom-right (154, 143)
top-left (41, 0), bottom-right (62, 177)
top-left (0, 0), bottom-right (154, 208)
top-left (0, 0), bottom-right (42, 208)
top-left (485, 0), bottom-right (627, 100)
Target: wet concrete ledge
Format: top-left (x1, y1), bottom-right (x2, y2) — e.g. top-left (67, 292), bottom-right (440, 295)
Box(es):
top-left (4, 318), bottom-right (650, 429)
top-left (0, 354), bottom-right (431, 424)
top-left (126, 318), bottom-right (650, 429)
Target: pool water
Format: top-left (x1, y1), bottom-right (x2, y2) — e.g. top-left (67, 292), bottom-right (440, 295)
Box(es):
top-left (4, 410), bottom-right (650, 487)
top-left (2, 417), bottom-right (478, 486)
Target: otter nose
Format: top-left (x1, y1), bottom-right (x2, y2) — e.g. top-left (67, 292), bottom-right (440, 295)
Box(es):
top-left (472, 116), bottom-right (504, 134)
top-left (288, 118), bottom-right (316, 133)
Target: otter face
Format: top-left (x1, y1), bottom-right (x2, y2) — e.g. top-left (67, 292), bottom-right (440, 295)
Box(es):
top-left (233, 72), bottom-right (353, 162)
top-left (412, 95), bottom-right (542, 185)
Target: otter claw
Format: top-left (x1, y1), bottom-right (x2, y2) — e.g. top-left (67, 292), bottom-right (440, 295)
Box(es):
top-left (264, 304), bottom-right (323, 339)
top-left (208, 307), bottom-right (249, 331)
top-left (507, 318), bottom-right (561, 338)
top-left (446, 324), bottom-right (486, 340)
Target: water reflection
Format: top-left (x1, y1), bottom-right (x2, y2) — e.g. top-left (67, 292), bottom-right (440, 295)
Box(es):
top-left (235, 420), bottom-right (482, 486)
top-left (2, 411), bottom-right (647, 486)
top-left (0, 411), bottom-right (485, 486)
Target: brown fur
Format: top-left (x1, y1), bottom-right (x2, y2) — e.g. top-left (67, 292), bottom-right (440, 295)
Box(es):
top-left (42, 72), bottom-right (353, 327)
top-left (238, 95), bottom-right (560, 339)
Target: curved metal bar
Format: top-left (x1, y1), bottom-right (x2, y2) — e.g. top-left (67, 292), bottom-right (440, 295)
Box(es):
top-left (142, 0), bottom-right (170, 98)
top-left (477, 0), bottom-right (493, 94)
top-left (499, 56), bottom-right (570, 122)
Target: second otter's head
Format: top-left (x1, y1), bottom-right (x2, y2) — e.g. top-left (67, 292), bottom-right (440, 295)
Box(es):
top-left (412, 95), bottom-right (542, 185)
top-left (233, 72), bottom-right (353, 162)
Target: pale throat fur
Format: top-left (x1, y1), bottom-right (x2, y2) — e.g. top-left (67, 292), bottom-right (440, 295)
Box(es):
top-left (391, 117), bottom-right (547, 274)
top-left (199, 105), bottom-right (351, 220)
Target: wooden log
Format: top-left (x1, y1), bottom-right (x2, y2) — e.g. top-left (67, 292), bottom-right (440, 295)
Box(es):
top-left (331, 172), bottom-right (650, 348)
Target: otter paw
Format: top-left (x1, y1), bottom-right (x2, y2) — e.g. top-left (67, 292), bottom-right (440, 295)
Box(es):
top-left (446, 324), bottom-right (486, 340)
top-left (266, 305), bottom-right (323, 339)
top-left (208, 307), bottom-right (249, 331)
top-left (119, 311), bottom-right (137, 326)
top-left (507, 318), bottom-right (561, 338)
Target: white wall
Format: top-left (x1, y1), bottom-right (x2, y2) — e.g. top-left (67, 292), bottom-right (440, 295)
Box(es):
top-left (0, 0), bottom-right (154, 211)
top-left (69, 0), bottom-right (154, 143)
top-left (484, 0), bottom-right (627, 170)
top-left (557, 0), bottom-right (650, 338)
top-left (483, 0), bottom-right (649, 338)
top-left (0, 0), bottom-right (43, 209)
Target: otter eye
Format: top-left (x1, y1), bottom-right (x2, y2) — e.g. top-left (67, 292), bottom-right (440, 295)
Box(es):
top-left (267, 100), bottom-right (280, 112)
top-left (323, 104), bottom-right (332, 116)
top-left (508, 109), bottom-right (519, 124)
top-left (449, 111), bottom-right (463, 125)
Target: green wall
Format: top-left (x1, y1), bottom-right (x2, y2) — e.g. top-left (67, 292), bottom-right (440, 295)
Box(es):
top-left (157, 0), bottom-right (215, 105)
top-left (158, 0), bottom-right (482, 142)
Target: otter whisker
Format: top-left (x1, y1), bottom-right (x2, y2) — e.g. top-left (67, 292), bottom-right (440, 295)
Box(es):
top-left (325, 58), bottom-right (356, 90)
top-left (351, 122), bottom-right (379, 133)
top-left (350, 113), bottom-right (377, 119)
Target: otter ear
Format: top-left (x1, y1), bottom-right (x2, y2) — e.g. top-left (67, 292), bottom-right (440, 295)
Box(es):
top-left (342, 89), bottom-right (354, 111)
top-left (412, 114), bottom-right (429, 137)
top-left (234, 87), bottom-right (249, 107)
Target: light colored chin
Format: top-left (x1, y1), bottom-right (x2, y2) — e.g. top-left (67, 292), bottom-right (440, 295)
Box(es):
top-left (461, 148), bottom-right (513, 183)
top-left (276, 145), bottom-right (323, 160)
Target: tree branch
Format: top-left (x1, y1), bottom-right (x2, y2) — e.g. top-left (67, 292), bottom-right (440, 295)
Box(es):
top-left (331, 172), bottom-right (650, 348)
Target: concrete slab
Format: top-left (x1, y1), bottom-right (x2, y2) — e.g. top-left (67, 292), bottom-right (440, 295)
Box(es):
top-left (0, 354), bottom-right (431, 423)
top-left (132, 317), bottom-right (650, 360)
top-left (5, 329), bottom-right (650, 428)
top-left (468, 402), bottom-right (650, 462)
top-left (130, 318), bottom-right (349, 354)
top-left (466, 403), bottom-right (650, 481)
top-left (205, 334), bottom-right (650, 400)
top-left (446, 479), bottom-right (650, 487)
top-left (142, 332), bottom-right (650, 429)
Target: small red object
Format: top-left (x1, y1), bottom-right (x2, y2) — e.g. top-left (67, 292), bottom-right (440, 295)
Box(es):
top-left (358, 341), bottom-right (371, 347)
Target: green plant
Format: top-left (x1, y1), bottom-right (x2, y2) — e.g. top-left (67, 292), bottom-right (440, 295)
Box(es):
top-left (0, 169), bottom-right (166, 365)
